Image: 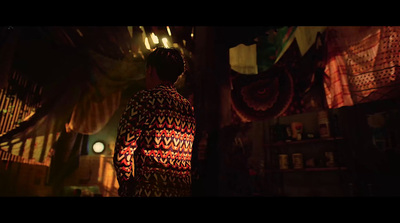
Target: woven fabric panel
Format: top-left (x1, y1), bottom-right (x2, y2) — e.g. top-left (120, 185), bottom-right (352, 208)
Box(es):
top-left (324, 26), bottom-right (400, 108)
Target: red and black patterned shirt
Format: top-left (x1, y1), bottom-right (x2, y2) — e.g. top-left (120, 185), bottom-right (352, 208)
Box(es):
top-left (113, 83), bottom-right (196, 197)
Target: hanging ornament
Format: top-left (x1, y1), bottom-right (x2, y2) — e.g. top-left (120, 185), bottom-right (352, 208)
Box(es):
top-left (230, 65), bottom-right (294, 122)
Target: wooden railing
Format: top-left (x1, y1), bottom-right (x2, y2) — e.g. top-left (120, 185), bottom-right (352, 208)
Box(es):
top-left (0, 72), bottom-right (42, 137)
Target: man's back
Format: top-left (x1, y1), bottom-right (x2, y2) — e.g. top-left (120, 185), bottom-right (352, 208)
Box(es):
top-left (114, 83), bottom-right (196, 197)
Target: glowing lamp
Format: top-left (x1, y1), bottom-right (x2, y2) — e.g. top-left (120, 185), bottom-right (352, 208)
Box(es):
top-left (150, 33), bottom-right (159, 44)
top-left (144, 37), bottom-right (151, 50)
top-left (92, 141), bottom-right (105, 154)
top-left (162, 37), bottom-right (169, 48)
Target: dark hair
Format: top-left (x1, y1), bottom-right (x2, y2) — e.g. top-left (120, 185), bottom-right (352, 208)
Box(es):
top-left (146, 47), bottom-right (185, 83)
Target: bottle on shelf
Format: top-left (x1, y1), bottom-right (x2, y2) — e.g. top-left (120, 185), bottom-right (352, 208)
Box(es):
top-left (291, 122), bottom-right (303, 141)
top-left (325, 151), bottom-right (335, 167)
top-left (317, 110), bottom-right (330, 138)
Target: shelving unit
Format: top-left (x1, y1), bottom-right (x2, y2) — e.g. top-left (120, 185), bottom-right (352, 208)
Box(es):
top-left (264, 135), bottom-right (351, 196)
top-left (268, 136), bottom-right (344, 146)
top-left (266, 167), bottom-right (347, 173)
top-left (262, 110), bottom-right (353, 197)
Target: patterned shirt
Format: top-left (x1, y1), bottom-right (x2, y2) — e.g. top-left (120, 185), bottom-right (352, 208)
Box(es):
top-left (113, 83), bottom-right (196, 197)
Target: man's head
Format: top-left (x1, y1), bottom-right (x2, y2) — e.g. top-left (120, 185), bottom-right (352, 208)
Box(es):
top-left (145, 47), bottom-right (185, 89)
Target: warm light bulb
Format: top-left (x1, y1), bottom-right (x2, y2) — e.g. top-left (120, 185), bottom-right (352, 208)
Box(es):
top-left (162, 37), bottom-right (169, 48)
top-left (166, 26), bottom-right (172, 36)
top-left (76, 29), bottom-right (83, 37)
top-left (144, 37), bottom-right (151, 50)
top-left (150, 33), bottom-right (159, 44)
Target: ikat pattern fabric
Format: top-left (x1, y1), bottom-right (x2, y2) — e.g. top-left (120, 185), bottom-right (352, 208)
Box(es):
top-left (324, 26), bottom-right (400, 108)
top-left (113, 83), bottom-right (195, 197)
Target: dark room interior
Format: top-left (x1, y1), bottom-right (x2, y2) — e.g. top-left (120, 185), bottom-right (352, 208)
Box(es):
top-left (1, 26), bottom-right (400, 197)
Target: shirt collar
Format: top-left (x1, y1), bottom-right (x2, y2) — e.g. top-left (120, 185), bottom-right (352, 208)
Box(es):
top-left (157, 82), bottom-right (176, 91)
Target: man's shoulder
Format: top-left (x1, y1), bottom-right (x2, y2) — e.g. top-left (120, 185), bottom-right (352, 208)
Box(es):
top-left (125, 89), bottom-right (151, 108)
top-left (130, 89), bottom-right (152, 100)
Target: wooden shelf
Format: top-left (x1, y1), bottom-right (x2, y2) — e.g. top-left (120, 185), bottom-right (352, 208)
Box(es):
top-left (266, 136), bottom-right (345, 147)
top-left (266, 166), bottom-right (348, 173)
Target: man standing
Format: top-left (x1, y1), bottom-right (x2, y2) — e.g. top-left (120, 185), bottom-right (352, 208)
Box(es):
top-left (113, 47), bottom-right (196, 197)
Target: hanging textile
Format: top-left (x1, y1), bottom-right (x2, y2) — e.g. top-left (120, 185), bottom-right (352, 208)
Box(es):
top-left (0, 111), bottom-right (64, 167)
top-left (279, 33), bottom-right (328, 116)
top-left (0, 27), bottom-right (146, 167)
top-left (230, 65), bottom-right (294, 122)
top-left (0, 92), bottom-right (74, 166)
top-left (294, 26), bottom-right (327, 56)
top-left (256, 26), bottom-right (297, 73)
top-left (324, 26), bottom-right (400, 109)
top-left (47, 128), bottom-right (88, 185)
top-left (231, 33), bottom-right (328, 123)
top-left (66, 49), bottom-right (145, 135)
top-left (87, 49), bottom-right (145, 100)
top-left (0, 26), bottom-right (148, 191)
top-left (229, 44), bottom-right (258, 74)
top-left (273, 26), bottom-right (297, 64)
top-left (68, 91), bottom-right (121, 135)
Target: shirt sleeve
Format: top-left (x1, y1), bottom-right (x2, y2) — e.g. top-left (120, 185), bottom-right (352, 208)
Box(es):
top-left (113, 92), bottom-right (146, 185)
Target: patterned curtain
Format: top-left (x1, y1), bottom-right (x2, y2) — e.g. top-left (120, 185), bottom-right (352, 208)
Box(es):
top-left (68, 91), bottom-right (121, 135)
top-left (67, 49), bottom-right (145, 135)
top-left (0, 27), bottom-right (146, 167)
top-left (324, 26), bottom-right (400, 109)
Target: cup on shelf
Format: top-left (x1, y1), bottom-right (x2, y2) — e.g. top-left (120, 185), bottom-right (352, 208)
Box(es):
top-left (279, 154), bottom-right (289, 170)
top-left (292, 153), bottom-right (304, 169)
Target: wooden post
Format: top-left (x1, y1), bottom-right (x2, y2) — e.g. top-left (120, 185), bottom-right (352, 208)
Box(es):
top-left (192, 27), bottom-right (231, 196)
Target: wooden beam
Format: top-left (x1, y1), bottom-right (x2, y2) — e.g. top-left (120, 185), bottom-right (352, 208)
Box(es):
top-left (192, 27), bottom-right (231, 196)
